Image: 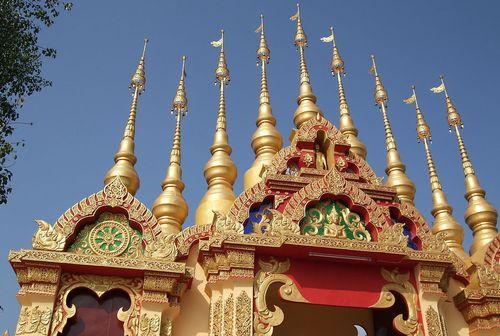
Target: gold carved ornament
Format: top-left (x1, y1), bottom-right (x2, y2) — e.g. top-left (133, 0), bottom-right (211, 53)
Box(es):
top-left (378, 223), bottom-right (409, 247)
top-left (253, 209), bottom-right (299, 235)
top-left (300, 200), bottom-right (371, 242)
top-left (140, 313), bottom-right (161, 336)
top-left (16, 306), bottom-right (51, 335)
top-left (253, 258), bottom-right (308, 336)
top-left (425, 307), bottom-right (445, 336)
top-left (32, 176), bottom-right (162, 253)
top-left (50, 273), bottom-right (142, 336)
top-left (235, 291), bottom-right (252, 336)
top-left (371, 268), bottom-right (423, 336)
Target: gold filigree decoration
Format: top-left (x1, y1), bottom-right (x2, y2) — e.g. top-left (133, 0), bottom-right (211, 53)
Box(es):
top-left (32, 220), bottom-right (66, 251)
top-left (284, 169), bottom-right (388, 229)
top-left (253, 209), bottom-right (299, 236)
top-left (50, 273), bottom-right (142, 336)
top-left (211, 297), bottom-right (223, 336)
top-left (303, 153), bottom-right (313, 167)
top-left (425, 307), bottom-right (444, 336)
top-left (295, 114), bottom-right (347, 144)
top-left (140, 313), bottom-right (160, 336)
top-left (371, 268), bottom-right (423, 336)
top-left (224, 294), bottom-right (234, 335)
top-left (144, 232), bottom-right (178, 261)
top-left (236, 291), bottom-right (252, 336)
top-left (418, 228), bottom-right (448, 253)
top-left (32, 176), bottom-right (161, 252)
top-left (16, 306), bottom-right (51, 335)
top-left (160, 318), bottom-right (173, 336)
top-left (300, 200), bottom-right (371, 241)
top-left (378, 223), bottom-right (408, 247)
top-left (213, 210), bottom-right (244, 234)
top-left (254, 258), bottom-right (309, 336)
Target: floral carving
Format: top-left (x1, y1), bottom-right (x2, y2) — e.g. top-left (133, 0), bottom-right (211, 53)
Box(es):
top-left (253, 209), bottom-right (299, 236)
top-left (213, 210), bottom-right (244, 234)
top-left (236, 291), bottom-right (252, 336)
top-left (425, 307), bottom-right (444, 336)
top-left (16, 306), bottom-right (51, 335)
top-left (140, 313), bottom-right (160, 336)
top-left (144, 232), bottom-right (178, 261)
top-left (378, 223), bottom-right (408, 247)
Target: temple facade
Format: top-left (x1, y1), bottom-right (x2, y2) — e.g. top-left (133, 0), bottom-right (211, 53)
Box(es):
top-left (7, 4), bottom-right (499, 336)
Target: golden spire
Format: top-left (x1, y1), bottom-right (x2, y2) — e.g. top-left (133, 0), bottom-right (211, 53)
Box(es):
top-left (244, 15), bottom-right (283, 190)
top-left (409, 86), bottom-right (468, 261)
top-left (195, 30), bottom-right (237, 226)
top-left (291, 4), bottom-right (322, 129)
top-left (152, 57), bottom-right (188, 235)
top-left (322, 26), bottom-right (366, 158)
top-left (433, 76), bottom-right (498, 256)
top-left (370, 55), bottom-right (415, 204)
top-left (104, 38), bottom-right (148, 195)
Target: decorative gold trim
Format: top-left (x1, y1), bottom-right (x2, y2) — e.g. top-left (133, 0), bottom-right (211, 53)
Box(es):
top-left (236, 291), bottom-right (252, 336)
top-left (33, 177), bottom-right (161, 252)
top-left (253, 209), bottom-right (299, 235)
top-left (378, 223), bottom-right (408, 247)
top-left (425, 307), bottom-right (445, 336)
top-left (50, 273), bottom-right (142, 336)
top-left (254, 258), bottom-right (308, 336)
top-left (16, 306), bottom-right (52, 335)
top-left (9, 249), bottom-right (185, 274)
top-left (223, 294), bottom-right (234, 335)
top-left (140, 313), bottom-right (161, 336)
top-left (371, 268), bottom-right (423, 336)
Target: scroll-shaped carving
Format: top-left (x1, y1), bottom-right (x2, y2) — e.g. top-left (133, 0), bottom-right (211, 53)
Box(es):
top-left (378, 223), bottom-right (408, 247)
top-left (253, 209), bottom-right (299, 236)
top-left (140, 313), bottom-right (160, 336)
top-left (254, 258), bottom-right (309, 336)
top-left (213, 210), bottom-right (244, 234)
top-left (371, 268), bottom-right (423, 336)
top-left (418, 228), bottom-right (448, 253)
top-left (32, 220), bottom-right (66, 251)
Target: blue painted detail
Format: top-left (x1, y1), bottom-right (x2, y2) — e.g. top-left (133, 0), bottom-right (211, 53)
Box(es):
top-left (243, 200), bottom-right (273, 234)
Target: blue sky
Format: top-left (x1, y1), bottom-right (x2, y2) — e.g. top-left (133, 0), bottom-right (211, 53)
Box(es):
top-left (1, 0), bottom-right (499, 328)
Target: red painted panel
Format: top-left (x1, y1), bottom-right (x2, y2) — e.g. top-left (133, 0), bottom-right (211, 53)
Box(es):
top-left (287, 260), bottom-right (396, 308)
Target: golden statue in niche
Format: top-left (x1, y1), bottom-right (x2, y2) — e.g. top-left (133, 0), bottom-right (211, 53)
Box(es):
top-left (315, 143), bottom-right (327, 170)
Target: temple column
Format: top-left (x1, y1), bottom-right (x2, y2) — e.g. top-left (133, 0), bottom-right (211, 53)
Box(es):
top-left (13, 265), bottom-right (61, 336)
top-left (141, 273), bottom-right (183, 336)
top-left (416, 264), bottom-right (449, 336)
top-left (202, 247), bottom-right (254, 336)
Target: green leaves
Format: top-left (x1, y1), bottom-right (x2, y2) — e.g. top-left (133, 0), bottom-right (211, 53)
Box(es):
top-left (0, 0), bottom-right (72, 204)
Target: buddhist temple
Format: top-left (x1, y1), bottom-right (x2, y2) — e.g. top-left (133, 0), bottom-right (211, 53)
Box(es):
top-left (6, 4), bottom-right (499, 336)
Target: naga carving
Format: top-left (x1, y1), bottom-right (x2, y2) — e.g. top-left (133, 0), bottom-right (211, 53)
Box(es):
top-left (253, 209), bottom-right (299, 235)
top-left (371, 268), bottom-right (423, 336)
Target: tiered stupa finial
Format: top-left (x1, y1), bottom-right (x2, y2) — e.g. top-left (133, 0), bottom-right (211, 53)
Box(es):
top-left (152, 56), bottom-right (189, 235)
top-left (322, 26), bottom-right (366, 159)
top-left (408, 86), bottom-right (468, 261)
top-left (104, 38), bottom-right (148, 195)
top-left (370, 55), bottom-right (415, 205)
top-left (195, 30), bottom-right (237, 225)
top-left (432, 76), bottom-right (498, 256)
top-left (244, 15), bottom-right (283, 190)
top-left (291, 4), bottom-right (322, 129)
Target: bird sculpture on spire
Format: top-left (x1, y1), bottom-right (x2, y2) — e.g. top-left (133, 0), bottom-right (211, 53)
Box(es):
top-left (244, 14), bottom-right (283, 190)
top-left (321, 26), bottom-right (366, 159)
top-left (104, 38), bottom-right (148, 195)
top-left (195, 30), bottom-right (237, 226)
top-left (370, 55), bottom-right (416, 205)
top-left (291, 4), bottom-right (322, 129)
top-left (152, 56), bottom-right (189, 235)
top-left (431, 76), bottom-right (498, 257)
top-left (407, 85), bottom-right (469, 263)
